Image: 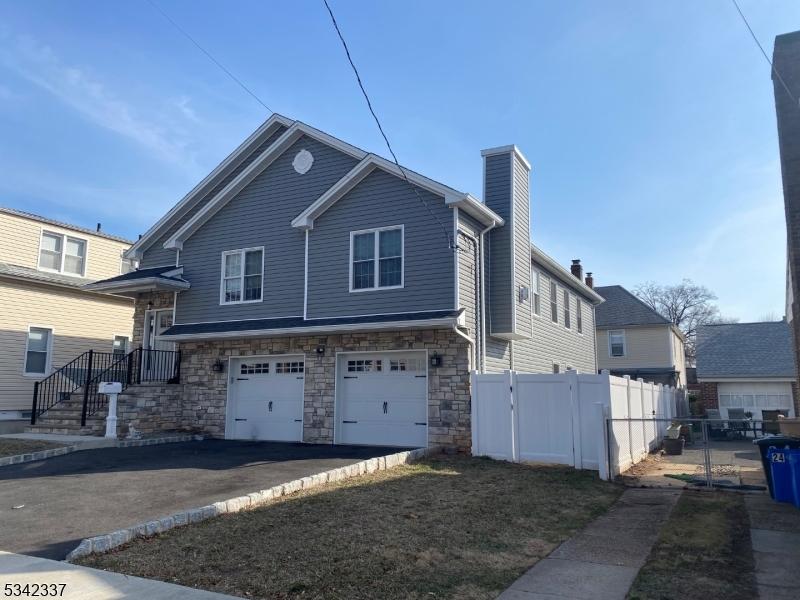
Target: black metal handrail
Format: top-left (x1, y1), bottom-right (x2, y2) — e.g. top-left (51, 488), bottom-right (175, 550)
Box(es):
top-left (31, 347), bottom-right (181, 426)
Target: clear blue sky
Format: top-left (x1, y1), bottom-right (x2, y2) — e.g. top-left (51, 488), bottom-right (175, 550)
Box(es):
top-left (0, 1), bottom-right (797, 321)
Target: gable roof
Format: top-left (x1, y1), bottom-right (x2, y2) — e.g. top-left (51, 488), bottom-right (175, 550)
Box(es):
top-left (696, 321), bottom-right (797, 379)
top-left (0, 206), bottom-right (133, 245)
top-left (531, 244), bottom-right (604, 304)
top-left (594, 285), bottom-right (671, 328)
top-left (124, 114), bottom-right (293, 259)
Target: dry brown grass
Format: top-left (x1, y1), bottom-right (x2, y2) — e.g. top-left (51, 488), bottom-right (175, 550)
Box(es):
top-left (0, 439), bottom-right (65, 458)
top-left (627, 491), bottom-right (757, 600)
top-left (79, 455), bottom-right (621, 600)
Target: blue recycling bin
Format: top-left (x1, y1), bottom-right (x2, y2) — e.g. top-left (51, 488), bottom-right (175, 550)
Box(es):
top-left (788, 450), bottom-right (800, 509)
top-left (755, 436), bottom-right (800, 499)
top-left (769, 447), bottom-right (798, 504)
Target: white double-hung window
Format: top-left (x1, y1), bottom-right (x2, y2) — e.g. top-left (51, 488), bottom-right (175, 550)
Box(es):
top-left (609, 330), bottom-right (626, 357)
top-left (221, 247), bottom-right (264, 304)
top-left (350, 226), bottom-right (403, 291)
top-left (25, 326), bottom-right (52, 375)
top-left (39, 231), bottom-right (86, 276)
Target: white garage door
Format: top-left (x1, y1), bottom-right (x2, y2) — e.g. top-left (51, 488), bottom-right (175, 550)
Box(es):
top-left (337, 352), bottom-right (428, 448)
top-left (228, 356), bottom-right (305, 441)
top-left (718, 382), bottom-right (795, 420)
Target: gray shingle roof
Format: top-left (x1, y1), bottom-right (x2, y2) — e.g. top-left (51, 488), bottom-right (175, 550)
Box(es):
top-left (0, 261), bottom-right (95, 288)
top-left (0, 206), bottom-right (134, 244)
top-left (594, 285), bottom-right (670, 328)
top-left (696, 321), bottom-right (797, 379)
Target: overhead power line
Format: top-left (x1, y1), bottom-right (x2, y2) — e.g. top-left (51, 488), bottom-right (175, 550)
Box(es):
top-left (145, 0), bottom-right (273, 113)
top-left (730, 0), bottom-right (798, 108)
top-left (321, 0), bottom-right (456, 250)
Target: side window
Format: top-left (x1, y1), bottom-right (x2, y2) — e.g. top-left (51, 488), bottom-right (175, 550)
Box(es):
top-left (350, 226), bottom-right (403, 291)
top-left (25, 326), bottom-right (52, 375)
top-left (39, 231), bottom-right (86, 276)
top-left (550, 281), bottom-right (558, 323)
top-left (576, 298), bottom-right (583, 333)
top-left (112, 335), bottom-right (129, 355)
top-left (532, 270), bottom-right (541, 316)
top-left (221, 248), bottom-right (263, 305)
top-left (563, 290), bottom-right (571, 329)
top-left (609, 330), bottom-right (626, 357)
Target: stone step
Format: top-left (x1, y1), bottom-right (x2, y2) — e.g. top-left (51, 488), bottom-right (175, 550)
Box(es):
top-left (25, 425), bottom-right (100, 436)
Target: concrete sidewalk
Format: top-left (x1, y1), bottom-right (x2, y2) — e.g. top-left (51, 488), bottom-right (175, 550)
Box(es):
top-left (498, 488), bottom-right (680, 600)
top-left (745, 494), bottom-right (800, 600)
top-left (0, 551), bottom-right (237, 599)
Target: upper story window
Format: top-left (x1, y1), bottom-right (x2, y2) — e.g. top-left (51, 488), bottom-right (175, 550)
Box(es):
top-left (550, 281), bottom-right (558, 323)
top-left (532, 270), bottom-right (541, 316)
top-left (576, 298), bottom-right (583, 333)
top-left (39, 231), bottom-right (86, 276)
top-left (220, 247), bottom-right (263, 305)
top-left (609, 330), bottom-right (626, 357)
top-left (563, 290), bottom-right (571, 329)
top-left (350, 226), bottom-right (403, 292)
top-left (120, 255), bottom-right (139, 274)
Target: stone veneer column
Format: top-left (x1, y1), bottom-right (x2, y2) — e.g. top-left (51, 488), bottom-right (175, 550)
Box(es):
top-left (178, 328), bottom-right (472, 451)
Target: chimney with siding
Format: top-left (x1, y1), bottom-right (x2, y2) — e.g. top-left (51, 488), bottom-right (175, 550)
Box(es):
top-left (571, 259), bottom-right (583, 280)
top-left (481, 145), bottom-right (533, 340)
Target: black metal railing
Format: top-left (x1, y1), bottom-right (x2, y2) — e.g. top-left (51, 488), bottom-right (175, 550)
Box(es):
top-left (31, 347), bottom-right (181, 426)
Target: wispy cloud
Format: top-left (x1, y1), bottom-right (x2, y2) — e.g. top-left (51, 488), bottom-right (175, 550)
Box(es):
top-left (173, 96), bottom-right (199, 123)
top-left (0, 33), bottom-right (196, 168)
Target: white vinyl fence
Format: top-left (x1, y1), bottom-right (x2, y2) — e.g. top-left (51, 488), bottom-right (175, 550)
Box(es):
top-left (470, 370), bottom-right (678, 480)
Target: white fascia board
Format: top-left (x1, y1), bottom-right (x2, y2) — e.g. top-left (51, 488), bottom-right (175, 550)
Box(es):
top-left (125, 114), bottom-right (293, 260)
top-left (445, 194), bottom-right (505, 227)
top-left (164, 122), bottom-right (369, 249)
top-left (530, 243), bottom-right (604, 304)
top-left (480, 144), bottom-right (532, 171)
top-left (162, 317), bottom-right (459, 341)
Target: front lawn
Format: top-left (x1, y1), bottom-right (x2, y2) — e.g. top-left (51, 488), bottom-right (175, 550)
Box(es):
top-left (0, 439), bottom-right (65, 458)
top-left (79, 456), bottom-right (621, 599)
top-left (628, 491), bottom-right (757, 600)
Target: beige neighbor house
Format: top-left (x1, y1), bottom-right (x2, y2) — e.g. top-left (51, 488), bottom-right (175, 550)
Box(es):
top-left (594, 285), bottom-right (686, 388)
top-left (0, 206), bottom-right (135, 429)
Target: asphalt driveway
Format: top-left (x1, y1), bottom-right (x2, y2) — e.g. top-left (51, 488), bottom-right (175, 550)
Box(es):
top-left (0, 440), bottom-right (398, 560)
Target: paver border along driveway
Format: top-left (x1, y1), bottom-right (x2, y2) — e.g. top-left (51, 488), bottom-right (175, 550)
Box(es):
top-left (0, 440), bottom-right (399, 560)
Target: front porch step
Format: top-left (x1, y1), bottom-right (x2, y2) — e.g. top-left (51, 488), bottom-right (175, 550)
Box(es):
top-left (25, 424), bottom-right (102, 436)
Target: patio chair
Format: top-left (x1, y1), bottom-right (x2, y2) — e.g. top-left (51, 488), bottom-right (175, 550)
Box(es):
top-left (762, 410), bottom-right (789, 435)
top-left (705, 409), bottom-right (727, 439)
top-left (726, 408), bottom-right (750, 438)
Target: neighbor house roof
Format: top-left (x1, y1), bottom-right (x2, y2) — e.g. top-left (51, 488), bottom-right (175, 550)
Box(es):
top-left (0, 261), bottom-right (95, 289)
top-left (594, 285), bottom-right (671, 328)
top-left (82, 265), bottom-right (190, 295)
top-left (0, 206), bottom-right (134, 245)
top-left (530, 244), bottom-right (604, 304)
top-left (696, 321), bottom-right (797, 380)
top-left (160, 309), bottom-right (462, 341)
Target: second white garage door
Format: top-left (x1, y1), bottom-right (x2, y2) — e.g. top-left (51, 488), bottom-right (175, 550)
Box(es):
top-left (227, 356), bottom-right (305, 441)
top-left (337, 351), bottom-right (428, 448)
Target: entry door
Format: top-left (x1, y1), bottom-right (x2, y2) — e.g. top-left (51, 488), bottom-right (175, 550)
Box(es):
top-left (143, 309), bottom-right (175, 380)
top-left (146, 309), bottom-right (175, 352)
top-left (337, 352), bottom-right (428, 447)
top-left (229, 356), bottom-right (305, 441)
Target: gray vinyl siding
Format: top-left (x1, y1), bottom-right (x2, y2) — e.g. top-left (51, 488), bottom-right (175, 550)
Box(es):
top-left (457, 211), bottom-right (484, 239)
top-left (140, 125), bottom-right (288, 269)
top-left (512, 155), bottom-right (533, 338)
top-left (457, 230), bottom-right (479, 339)
top-left (176, 134), bottom-right (359, 323)
top-left (306, 168), bottom-right (455, 317)
top-left (485, 336), bottom-right (511, 371)
top-left (483, 153), bottom-right (513, 335)
top-left (511, 260), bottom-right (597, 374)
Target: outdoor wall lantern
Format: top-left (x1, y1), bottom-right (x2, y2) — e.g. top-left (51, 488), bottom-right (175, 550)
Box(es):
top-left (212, 358), bottom-right (225, 373)
top-left (316, 345), bottom-right (326, 356)
top-left (429, 352), bottom-right (442, 368)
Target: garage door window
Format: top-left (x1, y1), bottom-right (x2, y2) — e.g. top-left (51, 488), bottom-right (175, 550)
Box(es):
top-left (276, 361), bottom-right (304, 373)
top-left (241, 362), bottom-right (269, 374)
top-left (390, 358), bottom-right (422, 372)
top-left (348, 359), bottom-right (382, 372)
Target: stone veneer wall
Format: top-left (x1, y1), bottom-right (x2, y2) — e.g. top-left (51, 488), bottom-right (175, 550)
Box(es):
top-left (131, 291), bottom-right (174, 348)
top-left (116, 382), bottom-right (187, 437)
top-left (179, 328), bottom-right (472, 450)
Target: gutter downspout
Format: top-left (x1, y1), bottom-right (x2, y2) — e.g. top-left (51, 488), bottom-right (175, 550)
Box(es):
top-left (452, 325), bottom-right (475, 370)
top-left (478, 220), bottom-right (499, 373)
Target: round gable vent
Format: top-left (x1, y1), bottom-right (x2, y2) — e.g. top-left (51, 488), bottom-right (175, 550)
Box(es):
top-left (293, 149), bottom-right (314, 175)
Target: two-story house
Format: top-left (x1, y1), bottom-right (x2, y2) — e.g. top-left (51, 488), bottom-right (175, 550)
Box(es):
top-left (80, 114), bottom-right (602, 451)
top-left (594, 284), bottom-right (686, 388)
top-left (0, 207), bottom-right (135, 429)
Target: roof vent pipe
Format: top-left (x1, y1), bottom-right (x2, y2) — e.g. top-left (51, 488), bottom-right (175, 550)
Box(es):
top-left (96, 222), bottom-right (101, 232)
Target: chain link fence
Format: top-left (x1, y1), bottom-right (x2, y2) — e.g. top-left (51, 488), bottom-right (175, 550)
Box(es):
top-left (607, 417), bottom-right (769, 490)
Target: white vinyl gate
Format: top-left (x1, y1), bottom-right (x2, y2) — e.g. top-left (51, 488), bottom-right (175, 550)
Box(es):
top-left (471, 370), bottom-right (678, 479)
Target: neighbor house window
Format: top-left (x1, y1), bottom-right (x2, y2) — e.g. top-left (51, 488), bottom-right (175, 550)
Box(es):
top-left (576, 298), bottom-right (583, 333)
top-left (350, 226), bottom-right (403, 291)
top-left (112, 335), bottom-right (129, 355)
top-left (550, 281), bottom-right (558, 323)
top-left (532, 270), bottom-right (541, 316)
top-left (39, 231), bottom-right (86, 276)
top-left (120, 255), bottom-right (138, 274)
top-left (609, 330), bottom-right (626, 357)
top-left (221, 247), bottom-right (263, 304)
top-left (25, 326), bottom-right (52, 375)
top-left (563, 290), bottom-right (571, 329)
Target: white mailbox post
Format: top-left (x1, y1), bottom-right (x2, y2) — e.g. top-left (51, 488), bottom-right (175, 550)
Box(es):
top-left (98, 381), bottom-right (122, 439)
